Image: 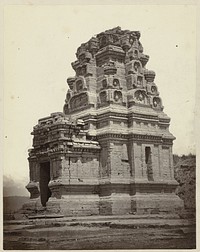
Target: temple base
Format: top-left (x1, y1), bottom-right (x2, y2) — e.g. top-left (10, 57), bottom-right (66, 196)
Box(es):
top-left (22, 181), bottom-right (184, 217)
top-left (21, 197), bottom-right (46, 215)
top-left (46, 195), bottom-right (100, 216)
top-left (21, 193), bottom-right (183, 217)
top-left (130, 193), bottom-right (184, 214)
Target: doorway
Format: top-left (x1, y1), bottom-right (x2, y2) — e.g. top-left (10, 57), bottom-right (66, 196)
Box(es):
top-left (145, 147), bottom-right (153, 181)
top-left (40, 162), bottom-right (51, 207)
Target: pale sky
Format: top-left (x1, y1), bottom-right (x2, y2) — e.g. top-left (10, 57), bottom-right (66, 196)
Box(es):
top-left (3, 4), bottom-right (196, 186)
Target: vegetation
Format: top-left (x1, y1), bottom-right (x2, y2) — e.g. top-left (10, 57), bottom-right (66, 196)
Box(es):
top-left (174, 154), bottom-right (196, 211)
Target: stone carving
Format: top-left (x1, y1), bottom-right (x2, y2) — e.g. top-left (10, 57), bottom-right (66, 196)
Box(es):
top-left (136, 75), bottom-right (143, 87)
top-left (67, 77), bottom-right (75, 90)
top-left (70, 93), bottom-right (88, 110)
top-left (25, 27), bottom-right (184, 217)
top-left (126, 48), bottom-right (139, 61)
top-left (135, 90), bottom-right (145, 102)
top-left (144, 70), bottom-right (156, 83)
top-left (129, 89), bottom-right (148, 105)
top-left (152, 97), bottom-right (162, 109)
top-left (75, 77), bottom-right (87, 92)
top-left (113, 78), bottom-right (120, 88)
top-left (139, 53), bottom-right (149, 67)
top-left (126, 60), bottom-right (142, 74)
top-left (76, 79), bottom-right (83, 92)
top-left (146, 83), bottom-right (159, 96)
top-left (103, 61), bottom-right (117, 75)
top-left (114, 90), bottom-right (122, 102)
top-left (64, 27), bottom-right (162, 112)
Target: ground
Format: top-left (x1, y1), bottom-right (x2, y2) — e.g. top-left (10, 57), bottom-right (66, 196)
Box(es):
top-left (3, 214), bottom-right (196, 250)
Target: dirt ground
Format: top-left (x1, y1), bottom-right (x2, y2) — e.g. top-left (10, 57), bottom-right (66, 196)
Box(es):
top-left (3, 215), bottom-right (196, 250)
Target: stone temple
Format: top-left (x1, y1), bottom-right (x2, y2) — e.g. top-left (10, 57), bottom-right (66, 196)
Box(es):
top-left (24, 27), bottom-right (184, 216)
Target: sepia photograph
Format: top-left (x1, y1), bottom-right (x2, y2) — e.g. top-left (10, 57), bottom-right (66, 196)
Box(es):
top-left (2, 1), bottom-right (198, 250)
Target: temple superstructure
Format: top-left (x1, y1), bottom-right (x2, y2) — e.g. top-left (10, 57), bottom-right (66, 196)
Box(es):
top-left (25, 27), bottom-right (183, 216)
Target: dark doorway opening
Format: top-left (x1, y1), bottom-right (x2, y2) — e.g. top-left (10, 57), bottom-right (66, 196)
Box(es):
top-left (40, 162), bottom-right (51, 207)
top-left (145, 147), bottom-right (153, 181)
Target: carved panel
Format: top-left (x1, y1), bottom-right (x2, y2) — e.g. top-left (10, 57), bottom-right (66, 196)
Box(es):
top-left (134, 90), bottom-right (147, 104)
top-left (98, 33), bottom-right (120, 49)
top-left (88, 37), bottom-right (99, 55)
top-left (151, 86), bottom-right (157, 94)
top-left (146, 83), bottom-right (158, 95)
top-left (113, 78), bottom-right (120, 88)
top-left (70, 93), bottom-right (89, 110)
top-left (126, 60), bottom-right (142, 75)
top-left (114, 90), bottom-right (122, 103)
top-left (126, 74), bottom-right (143, 89)
top-left (136, 75), bottom-right (143, 87)
top-left (152, 97), bottom-right (162, 109)
top-left (127, 48), bottom-right (139, 61)
top-left (133, 61), bottom-right (141, 73)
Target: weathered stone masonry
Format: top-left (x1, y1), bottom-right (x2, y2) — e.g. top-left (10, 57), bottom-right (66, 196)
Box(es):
top-left (25, 27), bottom-right (184, 216)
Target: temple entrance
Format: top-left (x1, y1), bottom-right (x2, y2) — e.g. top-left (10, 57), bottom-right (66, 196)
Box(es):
top-left (39, 162), bottom-right (51, 207)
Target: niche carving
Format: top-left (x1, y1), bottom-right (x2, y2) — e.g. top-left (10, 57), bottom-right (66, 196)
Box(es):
top-left (136, 76), bottom-right (143, 87)
top-left (128, 49), bottom-right (139, 61)
top-left (134, 61), bottom-right (140, 73)
top-left (134, 90), bottom-right (147, 104)
top-left (151, 85), bottom-right (157, 94)
top-left (146, 83), bottom-right (158, 95)
top-left (113, 78), bottom-right (120, 88)
top-left (75, 77), bottom-right (87, 93)
top-left (152, 97), bottom-right (162, 109)
top-left (127, 60), bottom-right (142, 74)
top-left (114, 90), bottom-right (122, 103)
top-left (99, 91), bottom-right (107, 103)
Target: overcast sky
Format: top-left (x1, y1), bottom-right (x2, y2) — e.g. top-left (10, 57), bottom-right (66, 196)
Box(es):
top-left (3, 4), bottom-right (196, 189)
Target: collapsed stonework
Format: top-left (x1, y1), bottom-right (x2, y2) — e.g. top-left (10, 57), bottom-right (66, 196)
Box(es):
top-left (24, 27), bottom-right (184, 216)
